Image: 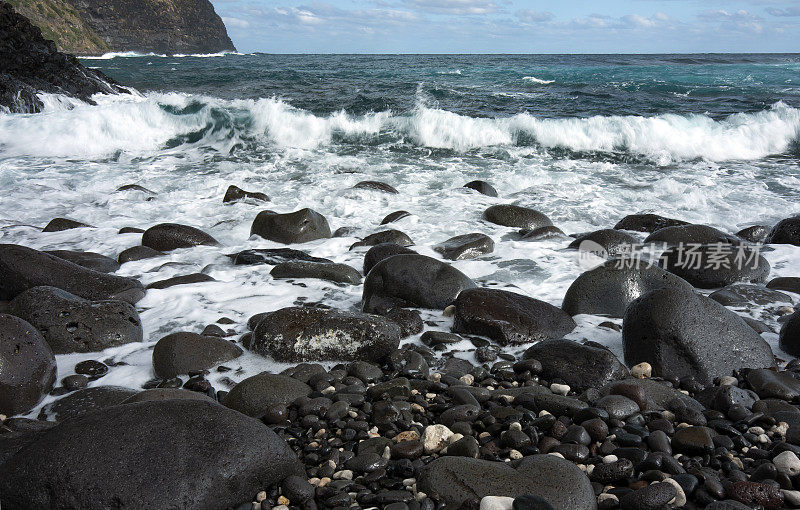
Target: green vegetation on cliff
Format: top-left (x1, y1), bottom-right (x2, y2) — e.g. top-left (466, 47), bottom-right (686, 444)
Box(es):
top-left (6, 0), bottom-right (109, 55)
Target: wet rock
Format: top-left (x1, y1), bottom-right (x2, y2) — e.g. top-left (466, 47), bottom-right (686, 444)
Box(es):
top-left (0, 314), bottom-right (56, 416)
top-left (434, 233), bottom-right (494, 260)
top-left (42, 217), bottom-right (91, 232)
top-left (590, 459), bottom-right (634, 484)
top-left (452, 288), bottom-right (575, 346)
top-left (780, 311), bottom-right (800, 356)
top-left (118, 227), bottom-right (145, 234)
top-left (381, 211), bottom-right (411, 224)
top-left (363, 243), bottom-right (417, 275)
top-left (362, 254), bottom-right (475, 313)
top-left (746, 369), bottom-right (800, 400)
top-left (619, 482), bottom-right (677, 510)
top-left (248, 307), bottom-right (400, 362)
top-left (417, 455), bottom-right (595, 509)
top-left (736, 225), bottom-right (770, 243)
top-left (121, 388), bottom-right (216, 404)
top-left (623, 287), bottom-right (775, 386)
top-left (709, 283), bottom-right (792, 307)
top-left (8, 286), bottom-right (142, 354)
top-left (600, 377), bottom-right (702, 412)
top-left (568, 229), bottom-right (638, 257)
top-left (228, 248), bottom-right (332, 266)
top-left (660, 244), bottom-right (770, 288)
top-left (271, 261), bottom-right (362, 285)
top-left (384, 308), bottom-right (424, 337)
top-left (766, 216), bottom-right (800, 246)
top-left (146, 273), bottom-right (215, 290)
top-left (671, 426), bottom-right (715, 455)
top-left (223, 185), bottom-right (270, 203)
top-left (519, 226), bottom-right (567, 241)
top-left (767, 277), bottom-right (800, 295)
top-left (726, 481), bottom-right (784, 509)
top-left (74, 360), bottom-right (108, 378)
top-left (351, 229), bottom-right (413, 250)
top-left (152, 332), bottom-right (243, 378)
top-left (38, 386), bottom-right (137, 422)
top-left (223, 373), bottom-right (312, 418)
top-left (46, 250), bottom-right (120, 273)
top-left (0, 400), bottom-right (302, 509)
top-left (250, 208), bottom-right (331, 244)
top-left (353, 180), bottom-right (398, 193)
top-left (644, 224), bottom-right (740, 245)
top-left (483, 205), bottom-right (553, 230)
top-left (562, 259), bottom-right (692, 318)
top-left (118, 245), bottom-right (164, 263)
top-left (464, 180), bottom-right (498, 197)
top-left (117, 184), bottom-right (155, 194)
top-left (614, 214), bottom-right (688, 233)
top-left (0, 244), bottom-right (144, 304)
top-left (523, 339), bottom-right (628, 391)
top-left (141, 223), bottom-right (219, 251)
top-left (595, 394), bottom-right (640, 420)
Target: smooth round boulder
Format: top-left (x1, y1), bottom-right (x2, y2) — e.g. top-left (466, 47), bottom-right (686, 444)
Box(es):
top-left (0, 244), bottom-right (144, 304)
top-left (363, 243), bottom-right (416, 275)
top-left (519, 226), bottom-right (566, 241)
top-left (223, 184), bottom-right (270, 203)
top-left (623, 287), bottom-right (776, 386)
top-left (614, 214), bottom-right (688, 233)
top-left (145, 273), bottom-right (216, 290)
top-left (152, 332), bottom-right (243, 378)
top-left (0, 314), bottom-right (56, 416)
top-left (381, 210), bottom-right (411, 225)
top-left (362, 254), bottom-right (476, 313)
top-left (644, 224), bottom-right (740, 245)
top-left (766, 216), bottom-right (800, 246)
top-left (452, 288), bottom-right (576, 346)
top-left (709, 283), bottom-right (792, 307)
top-left (38, 386), bottom-right (138, 422)
top-left (8, 286), bottom-right (143, 354)
top-left (562, 259), bottom-right (693, 318)
top-left (42, 217), bottom-right (91, 232)
top-left (121, 388), bottom-right (216, 404)
top-left (660, 244), bottom-right (770, 288)
top-left (353, 180), bottom-right (398, 193)
top-left (350, 229), bottom-right (413, 250)
top-left (250, 208), bottom-right (331, 244)
top-left (464, 180), bottom-right (498, 197)
top-left (0, 400), bottom-right (303, 510)
top-left (523, 339), bottom-right (629, 392)
top-left (223, 372), bottom-right (313, 417)
top-left (568, 229), bottom-right (638, 257)
top-left (141, 223), bottom-right (218, 251)
top-left (780, 311), bottom-right (800, 356)
top-left (248, 307), bottom-right (401, 362)
top-left (767, 277), bottom-right (800, 295)
top-left (118, 245), bottom-right (164, 263)
top-left (270, 261), bottom-right (362, 285)
top-left (46, 250), bottom-right (120, 273)
top-left (483, 204), bottom-right (553, 230)
top-left (434, 233), bottom-right (494, 260)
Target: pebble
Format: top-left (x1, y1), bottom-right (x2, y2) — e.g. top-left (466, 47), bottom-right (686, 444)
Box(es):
top-left (422, 424), bottom-right (453, 453)
top-left (550, 383), bottom-right (570, 395)
top-left (631, 362), bottom-right (652, 378)
top-left (480, 496), bottom-right (514, 510)
top-left (774, 451), bottom-right (800, 476)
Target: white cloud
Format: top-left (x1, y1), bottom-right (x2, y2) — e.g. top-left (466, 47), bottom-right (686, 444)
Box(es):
top-left (221, 16), bottom-right (250, 28)
top-left (405, 0), bottom-right (497, 15)
top-left (699, 9), bottom-right (764, 34)
top-left (767, 6), bottom-right (800, 16)
top-left (515, 9), bottom-right (553, 23)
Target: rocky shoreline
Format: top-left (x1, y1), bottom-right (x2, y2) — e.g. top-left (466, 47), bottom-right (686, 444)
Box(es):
top-left (1, 182), bottom-right (800, 510)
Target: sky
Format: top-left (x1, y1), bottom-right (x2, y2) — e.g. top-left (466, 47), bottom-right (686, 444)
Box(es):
top-left (210, 0), bottom-right (800, 53)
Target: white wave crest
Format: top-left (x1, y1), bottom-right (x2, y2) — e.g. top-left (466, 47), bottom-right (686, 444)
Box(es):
top-left (80, 51), bottom-right (242, 60)
top-left (523, 76), bottom-right (554, 85)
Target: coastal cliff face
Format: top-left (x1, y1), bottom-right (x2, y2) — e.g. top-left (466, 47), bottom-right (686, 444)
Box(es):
top-left (5, 0), bottom-right (235, 56)
top-left (0, 1), bottom-right (125, 113)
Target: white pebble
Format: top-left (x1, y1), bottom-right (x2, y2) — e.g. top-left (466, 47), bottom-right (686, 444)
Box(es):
top-left (662, 477), bottom-right (686, 507)
top-left (550, 383), bottom-right (570, 395)
top-left (272, 506), bottom-right (289, 510)
top-left (718, 376), bottom-right (738, 386)
top-left (443, 305), bottom-right (456, 317)
top-left (256, 491), bottom-right (267, 502)
top-left (776, 422), bottom-right (790, 437)
top-left (602, 455), bottom-right (618, 464)
top-left (403, 478), bottom-right (416, 487)
top-left (758, 433), bottom-right (770, 444)
top-left (748, 426), bottom-right (765, 435)
top-left (460, 374), bottom-right (475, 385)
top-left (333, 470), bottom-right (353, 480)
top-left (509, 422), bottom-right (522, 431)
top-left (782, 489), bottom-right (800, 507)
top-left (423, 424), bottom-right (454, 454)
top-left (322, 385), bottom-right (336, 395)
top-left (508, 449), bottom-right (522, 460)
top-left (548, 452), bottom-right (565, 459)
top-left (775, 451), bottom-right (800, 477)
top-left (480, 496), bottom-right (515, 510)
top-left (597, 493), bottom-right (618, 504)
top-left (631, 362), bottom-right (652, 378)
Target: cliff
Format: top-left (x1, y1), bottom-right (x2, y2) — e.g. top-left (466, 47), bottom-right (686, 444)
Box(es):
top-left (0, 1), bottom-right (126, 113)
top-left (5, 0), bottom-right (235, 56)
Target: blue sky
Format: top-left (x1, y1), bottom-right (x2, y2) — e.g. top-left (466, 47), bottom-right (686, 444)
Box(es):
top-left (210, 0), bottom-right (800, 53)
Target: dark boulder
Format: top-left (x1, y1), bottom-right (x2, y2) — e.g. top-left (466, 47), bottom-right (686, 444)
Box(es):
top-left (0, 244), bottom-right (144, 303)
top-left (42, 218), bottom-right (91, 232)
top-left (152, 332), bottom-right (243, 378)
top-left (0, 400), bottom-right (302, 509)
top-left (433, 233), bottom-right (494, 260)
top-left (118, 245), bottom-right (164, 263)
top-left (519, 226), bottom-right (567, 241)
top-left (644, 224), bottom-right (740, 245)
top-left (350, 229), bottom-right (413, 249)
top-left (46, 250), bottom-right (120, 273)
top-left (767, 277), bottom-right (800, 295)
top-left (381, 211), bottom-right (411, 225)
top-left (780, 311), bottom-right (800, 356)
top-left (353, 180), bottom-right (398, 193)
top-left (452, 288), bottom-right (576, 346)
top-left (384, 308), bottom-right (424, 337)
top-left (141, 223), bottom-right (218, 251)
top-left (614, 214), bottom-right (688, 233)
top-left (248, 307), bottom-right (400, 362)
top-left (660, 244), bottom-right (770, 288)
top-left (363, 243), bottom-right (416, 275)
top-left (8, 286), bottom-right (142, 354)
top-left (362, 254), bottom-right (475, 313)
top-left (38, 386), bottom-right (137, 422)
top-left (562, 259), bottom-right (692, 318)
top-left (623, 287), bottom-right (775, 386)
top-left (483, 204), bottom-right (553, 230)
top-left (0, 314), bottom-right (56, 416)
top-left (463, 180), bottom-right (498, 197)
top-left (568, 229), bottom-right (638, 257)
top-left (709, 283), bottom-right (792, 307)
top-left (146, 273), bottom-right (215, 290)
top-left (118, 227), bottom-right (145, 234)
top-left (737, 225), bottom-right (770, 243)
top-left (121, 388), bottom-right (215, 404)
top-left (223, 372), bottom-right (312, 418)
top-left (523, 339), bottom-right (628, 391)
top-left (250, 208), bottom-right (331, 244)
top-left (766, 216), bottom-right (800, 246)
top-left (270, 261), bottom-right (362, 285)
top-left (222, 185), bottom-right (269, 203)
top-left (228, 248), bottom-right (332, 266)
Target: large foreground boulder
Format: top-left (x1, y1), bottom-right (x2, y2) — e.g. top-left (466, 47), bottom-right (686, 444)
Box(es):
top-left (223, 372), bottom-right (312, 418)
top-left (152, 332), bottom-right (243, 378)
top-left (0, 400), bottom-right (303, 509)
top-left (362, 254), bottom-right (475, 313)
top-left (363, 243), bottom-right (416, 275)
top-left (141, 223), bottom-right (218, 251)
top-left (483, 204), bottom-right (553, 230)
top-left (8, 286), bottom-right (142, 354)
top-left (660, 244), bottom-right (770, 288)
top-left (417, 455), bottom-right (596, 509)
top-left (46, 250), bottom-right (120, 273)
top-left (523, 339), bottom-right (629, 391)
top-left (250, 208), bottom-right (331, 244)
top-left (452, 288), bottom-right (576, 345)
top-left (38, 386), bottom-right (137, 422)
top-left (562, 259), bottom-right (693, 318)
top-left (0, 314), bottom-right (56, 416)
top-left (623, 287), bottom-right (775, 386)
top-left (0, 244), bottom-right (144, 304)
top-left (248, 307), bottom-right (401, 362)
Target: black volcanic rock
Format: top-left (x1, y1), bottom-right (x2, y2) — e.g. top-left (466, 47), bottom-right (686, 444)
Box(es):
top-left (0, 1), bottom-right (125, 113)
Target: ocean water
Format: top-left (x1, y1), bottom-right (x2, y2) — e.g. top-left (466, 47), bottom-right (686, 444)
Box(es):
top-left (1, 54), bottom-right (800, 416)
